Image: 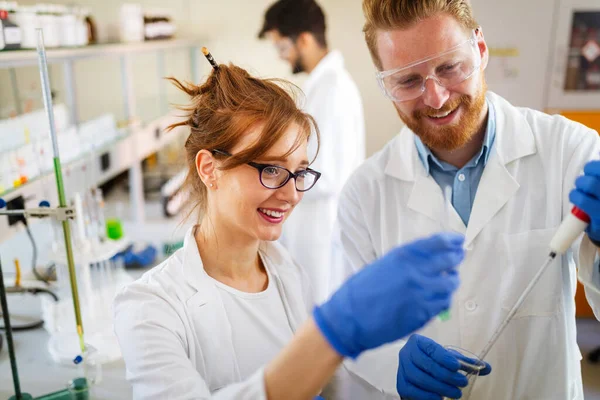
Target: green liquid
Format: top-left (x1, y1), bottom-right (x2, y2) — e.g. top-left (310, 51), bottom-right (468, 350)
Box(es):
top-left (52, 157), bottom-right (67, 207)
top-left (438, 310), bottom-right (451, 322)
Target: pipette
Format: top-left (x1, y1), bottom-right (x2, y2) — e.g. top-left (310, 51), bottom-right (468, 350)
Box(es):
top-left (37, 28), bottom-right (86, 354)
top-left (478, 206), bottom-right (590, 360)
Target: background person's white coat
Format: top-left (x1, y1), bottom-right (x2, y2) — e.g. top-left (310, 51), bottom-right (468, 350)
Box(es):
top-left (280, 50), bottom-right (365, 303)
top-left (335, 92), bottom-right (600, 400)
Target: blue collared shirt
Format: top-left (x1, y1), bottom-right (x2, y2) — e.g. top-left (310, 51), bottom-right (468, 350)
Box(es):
top-left (414, 101), bottom-right (496, 225)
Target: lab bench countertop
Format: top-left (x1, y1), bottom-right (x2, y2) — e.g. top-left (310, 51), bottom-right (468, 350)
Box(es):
top-left (0, 327), bottom-right (132, 399)
top-left (0, 272), bottom-right (149, 399)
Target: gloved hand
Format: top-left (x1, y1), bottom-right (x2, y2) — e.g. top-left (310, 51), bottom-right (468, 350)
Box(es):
top-left (397, 335), bottom-right (492, 400)
top-left (313, 233), bottom-right (464, 359)
top-left (570, 160), bottom-right (600, 242)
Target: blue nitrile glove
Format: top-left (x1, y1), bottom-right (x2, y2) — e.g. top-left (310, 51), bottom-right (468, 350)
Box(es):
top-left (570, 160), bottom-right (600, 243)
top-left (397, 335), bottom-right (492, 400)
top-left (313, 232), bottom-right (465, 359)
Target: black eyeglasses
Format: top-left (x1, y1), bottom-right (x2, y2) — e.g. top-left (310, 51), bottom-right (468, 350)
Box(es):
top-left (211, 149), bottom-right (321, 192)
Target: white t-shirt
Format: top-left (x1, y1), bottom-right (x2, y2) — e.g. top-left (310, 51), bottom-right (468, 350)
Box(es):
top-left (210, 262), bottom-right (294, 379)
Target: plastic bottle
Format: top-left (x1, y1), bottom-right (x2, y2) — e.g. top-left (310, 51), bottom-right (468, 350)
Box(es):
top-left (120, 4), bottom-right (144, 43)
top-left (60, 5), bottom-right (78, 47)
top-left (36, 3), bottom-right (60, 48)
top-left (12, 5), bottom-right (37, 49)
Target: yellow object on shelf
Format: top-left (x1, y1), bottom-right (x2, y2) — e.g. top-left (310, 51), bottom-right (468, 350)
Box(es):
top-left (489, 47), bottom-right (520, 57)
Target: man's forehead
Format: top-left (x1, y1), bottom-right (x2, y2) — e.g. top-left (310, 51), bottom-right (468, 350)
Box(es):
top-left (375, 16), bottom-right (472, 70)
top-left (265, 30), bottom-right (285, 42)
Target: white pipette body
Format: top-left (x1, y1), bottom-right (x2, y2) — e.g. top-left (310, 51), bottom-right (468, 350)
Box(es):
top-left (478, 206), bottom-right (590, 360)
top-left (549, 207), bottom-right (590, 254)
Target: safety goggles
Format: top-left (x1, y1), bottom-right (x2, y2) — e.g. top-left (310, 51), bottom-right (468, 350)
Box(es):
top-left (274, 37), bottom-right (295, 58)
top-left (376, 29), bottom-right (481, 102)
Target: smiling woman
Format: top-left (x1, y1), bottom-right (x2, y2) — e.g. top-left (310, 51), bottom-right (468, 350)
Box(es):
top-left (165, 65), bottom-right (320, 223)
top-left (111, 59), bottom-right (467, 400)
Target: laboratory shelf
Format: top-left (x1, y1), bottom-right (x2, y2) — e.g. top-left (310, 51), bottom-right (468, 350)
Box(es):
top-left (0, 113), bottom-right (187, 242)
top-left (0, 38), bottom-right (200, 68)
top-left (0, 132), bottom-right (127, 198)
top-left (0, 36), bottom-right (200, 242)
top-left (0, 112), bottom-right (183, 198)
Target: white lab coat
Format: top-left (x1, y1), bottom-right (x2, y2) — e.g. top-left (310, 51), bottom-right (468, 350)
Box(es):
top-left (281, 50), bottom-right (365, 303)
top-left (335, 92), bottom-right (600, 400)
top-left (114, 226), bottom-right (393, 400)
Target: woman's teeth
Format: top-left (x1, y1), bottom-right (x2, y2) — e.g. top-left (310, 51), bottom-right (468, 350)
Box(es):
top-left (259, 208), bottom-right (284, 218)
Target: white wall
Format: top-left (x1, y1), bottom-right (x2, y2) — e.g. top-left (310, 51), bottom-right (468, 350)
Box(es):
top-left (471, 0), bottom-right (560, 110)
top-left (1, 0), bottom-right (565, 155)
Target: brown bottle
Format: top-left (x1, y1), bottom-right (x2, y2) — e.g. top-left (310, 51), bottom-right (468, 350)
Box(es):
top-left (0, 8), bottom-right (22, 50)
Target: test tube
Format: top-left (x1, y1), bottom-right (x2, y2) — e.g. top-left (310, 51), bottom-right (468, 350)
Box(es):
top-left (438, 185), bottom-right (453, 322)
top-left (74, 192), bottom-right (87, 246)
top-left (105, 258), bottom-right (114, 288)
top-left (93, 188), bottom-right (106, 242)
top-left (84, 189), bottom-right (99, 247)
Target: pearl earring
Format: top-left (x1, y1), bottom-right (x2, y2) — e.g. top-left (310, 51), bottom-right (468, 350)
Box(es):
top-left (209, 183), bottom-right (214, 187)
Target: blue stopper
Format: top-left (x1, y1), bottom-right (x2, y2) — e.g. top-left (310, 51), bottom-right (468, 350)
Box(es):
top-left (0, 198), bottom-right (5, 209)
top-left (39, 200), bottom-right (50, 207)
top-left (73, 355), bottom-right (83, 365)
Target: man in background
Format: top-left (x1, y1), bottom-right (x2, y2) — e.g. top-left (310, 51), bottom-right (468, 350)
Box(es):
top-left (259, 0), bottom-right (366, 302)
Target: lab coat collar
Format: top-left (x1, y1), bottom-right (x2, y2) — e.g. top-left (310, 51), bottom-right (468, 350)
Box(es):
top-left (180, 226), bottom-right (240, 382)
top-left (414, 99), bottom-right (497, 175)
top-left (180, 225), bottom-right (210, 293)
top-left (180, 225), bottom-right (307, 333)
top-left (178, 226), bottom-right (308, 384)
top-left (303, 49), bottom-right (344, 94)
top-left (385, 91), bottom-right (535, 245)
top-left (385, 91), bottom-right (536, 181)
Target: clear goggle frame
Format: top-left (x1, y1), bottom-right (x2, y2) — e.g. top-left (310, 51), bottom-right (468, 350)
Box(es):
top-left (376, 29), bottom-right (482, 103)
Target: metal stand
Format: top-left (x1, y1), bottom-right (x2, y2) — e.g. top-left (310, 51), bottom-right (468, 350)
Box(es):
top-left (0, 28), bottom-right (90, 400)
top-left (0, 258), bottom-right (32, 400)
top-left (0, 208), bottom-right (90, 400)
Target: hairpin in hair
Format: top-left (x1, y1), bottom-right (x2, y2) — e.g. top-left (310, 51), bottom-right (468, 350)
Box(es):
top-left (201, 47), bottom-right (219, 70)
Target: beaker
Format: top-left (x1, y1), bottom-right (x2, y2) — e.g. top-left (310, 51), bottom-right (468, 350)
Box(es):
top-left (443, 346), bottom-right (486, 400)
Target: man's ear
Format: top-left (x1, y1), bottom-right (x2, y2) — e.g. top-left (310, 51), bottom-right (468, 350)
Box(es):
top-left (476, 28), bottom-right (489, 70)
top-left (295, 32), bottom-right (313, 50)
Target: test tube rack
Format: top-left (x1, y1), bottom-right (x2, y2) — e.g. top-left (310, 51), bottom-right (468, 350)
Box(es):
top-left (0, 204), bottom-right (89, 400)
